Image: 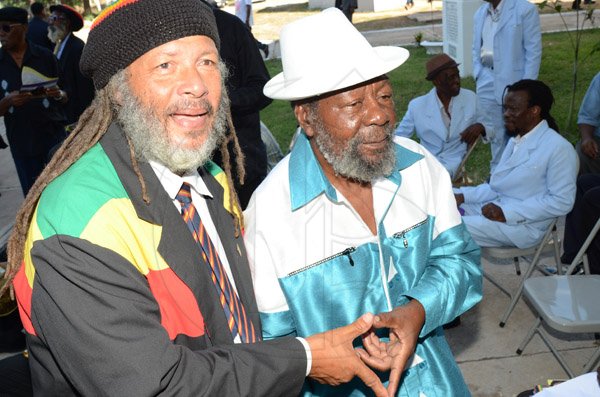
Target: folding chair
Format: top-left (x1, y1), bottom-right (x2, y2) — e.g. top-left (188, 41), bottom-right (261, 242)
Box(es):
top-left (452, 135), bottom-right (481, 186)
top-left (516, 217), bottom-right (600, 378)
top-left (481, 218), bottom-right (561, 327)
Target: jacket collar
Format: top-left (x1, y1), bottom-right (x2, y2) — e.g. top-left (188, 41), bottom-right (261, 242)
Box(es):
top-left (496, 0), bottom-right (515, 33)
top-left (493, 119), bottom-right (549, 175)
top-left (288, 131), bottom-right (423, 211)
top-left (0, 40), bottom-right (44, 62)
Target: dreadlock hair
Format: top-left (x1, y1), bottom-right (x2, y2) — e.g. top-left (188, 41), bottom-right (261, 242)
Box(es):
top-left (2, 64), bottom-right (245, 294)
top-left (505, 79), bottom-right (560, 133)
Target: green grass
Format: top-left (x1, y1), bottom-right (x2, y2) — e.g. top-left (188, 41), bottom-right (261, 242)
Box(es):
top-left (260, 29), bottom-right (600, 185)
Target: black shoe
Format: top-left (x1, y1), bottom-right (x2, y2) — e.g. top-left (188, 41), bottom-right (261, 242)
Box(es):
top-left (0, 136), bottom-right (7, 149)
top-left (560, 253), bottom-right (575, 265)
top-left (516, 390), bottom-right (534, 397)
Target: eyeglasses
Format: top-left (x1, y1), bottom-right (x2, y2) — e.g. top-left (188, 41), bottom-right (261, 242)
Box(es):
top-left (0, 23), bottom-right (21, 33)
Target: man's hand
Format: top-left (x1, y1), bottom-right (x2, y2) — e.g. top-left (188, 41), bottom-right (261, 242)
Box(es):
top-left (306, 313), bottom-right (387, 397)
top-left (358, 300), bottom-right (426, 397)
top-left (581, 136), bottom-right (599, 159)
top-left (6, 91), bottom-right (32, 107)
top-left (460, 123), bottom-right (485, 146)
top-left (454, 193), bottom-right (465, 207)
top-left (481, 202), bottom-right (506, 222)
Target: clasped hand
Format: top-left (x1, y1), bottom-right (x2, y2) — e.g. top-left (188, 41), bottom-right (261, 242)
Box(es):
top-left (306, 300), bottom-right (425, 397)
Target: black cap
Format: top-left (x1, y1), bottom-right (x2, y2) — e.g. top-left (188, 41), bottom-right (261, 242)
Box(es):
top-left (0, 7), bottom-right (28, 24)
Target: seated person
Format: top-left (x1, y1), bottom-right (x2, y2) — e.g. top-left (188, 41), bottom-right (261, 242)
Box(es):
top-left (575, 71), bottom-right (600, 175)
top-left (561, 173), bottom-right (600, 274)
top-left (454, 80), bottom-right (578, 248)
top-left (245, 9), bottom-right (482, 396)
top-left (395, 53), bottom-right (485, 179)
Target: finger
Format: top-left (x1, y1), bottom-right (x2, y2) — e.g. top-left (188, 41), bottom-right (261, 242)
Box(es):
top-left (387, 345), bottom-right (411, 397)
top-left (361, 332), bottom-right (382, 356)
top-left (373, 312), bottom-right (393, 328)
top-left (353, 359), bottom-right (387, 397)
top-left (343, 313), bottom-right (374, 340)
top-left (356, 348), bottom-right (389, 371)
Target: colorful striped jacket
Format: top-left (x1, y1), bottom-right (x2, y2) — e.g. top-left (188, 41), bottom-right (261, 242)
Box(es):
top-left (15, 123), bottom-right (306, 396)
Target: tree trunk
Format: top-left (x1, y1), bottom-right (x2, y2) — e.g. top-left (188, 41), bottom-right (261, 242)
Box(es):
top-left (83, 0), bottom-right (92, 16)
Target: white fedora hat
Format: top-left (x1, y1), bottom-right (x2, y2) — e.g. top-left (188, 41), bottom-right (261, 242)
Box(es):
top-left (264, 7), bottom-right (410, 101)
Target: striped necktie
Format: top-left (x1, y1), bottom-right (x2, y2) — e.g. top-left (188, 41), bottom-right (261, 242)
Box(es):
top-left (176, 182), bottom-right (258, 343)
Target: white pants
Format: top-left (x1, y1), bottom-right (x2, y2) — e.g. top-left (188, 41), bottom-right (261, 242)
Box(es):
top-left (477, 67), bottom-right (509, 173)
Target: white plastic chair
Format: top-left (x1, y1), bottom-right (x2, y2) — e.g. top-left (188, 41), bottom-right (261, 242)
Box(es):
top-left (481, 218), bottom-right (562, 327)
top-left (515, 217), bottom-right (600, 378)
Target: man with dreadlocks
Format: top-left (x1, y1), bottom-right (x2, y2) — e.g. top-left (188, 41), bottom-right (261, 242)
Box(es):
top-left (455, 79), bottom-right (578, 249)
top-left (2, 1), bottom-right (395, 395)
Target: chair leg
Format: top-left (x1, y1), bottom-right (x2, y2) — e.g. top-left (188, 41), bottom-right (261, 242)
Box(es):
top-left (552, 228), bottom-right (562, 275)
top-left (583, 347), bottom-right (600, 374)
top-left (513, 256), bottom-right (521, 275)
top-left (499, 253), bottom-right (541, 327)
top-left (517, 317), bottom-right (540, 354)
top-left (537, 327), bottom-right (576, 378)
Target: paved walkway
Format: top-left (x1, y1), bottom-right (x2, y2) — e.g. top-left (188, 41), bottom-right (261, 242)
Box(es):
top-left (265, 10), bottom-right (599, 56)
top-left (363, 10), bottom-right (598, 47)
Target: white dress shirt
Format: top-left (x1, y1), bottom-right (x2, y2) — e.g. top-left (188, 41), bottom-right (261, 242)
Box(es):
top-left (150, 160), bottom-right (242, 342)
top-left (150, 161), bottom-right (311, 371)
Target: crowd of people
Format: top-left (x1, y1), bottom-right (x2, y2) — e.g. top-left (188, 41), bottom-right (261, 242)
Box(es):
top-left (0, 0), bottom-right (598, 396)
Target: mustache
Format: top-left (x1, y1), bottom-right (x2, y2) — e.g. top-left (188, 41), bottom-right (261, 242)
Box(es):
top-left (165, 99), bottom-right (215, 116)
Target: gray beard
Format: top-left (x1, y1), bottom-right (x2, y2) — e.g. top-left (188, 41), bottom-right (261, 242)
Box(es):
top-left (115, 78), bottom-right (229, 175)
top-left (313, 121), bottom-right (396, 183)
top-left (47, 25), bottom-right (66, 44)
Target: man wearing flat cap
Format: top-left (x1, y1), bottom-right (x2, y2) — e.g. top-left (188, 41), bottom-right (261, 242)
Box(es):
top-left (0, 6), bottom-right (66, 195)
top-left (5, 1), bottom-right (392, 395)
top-left (395, 53), bottom-right (485, 180)
top-left (244, 8), bottom-right (482, 396)
top-left (48, 4), bottom-right (94, 126)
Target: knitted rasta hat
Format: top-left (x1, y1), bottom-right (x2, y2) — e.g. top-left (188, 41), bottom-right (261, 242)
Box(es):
top-left (80, 0), bottom-right (220, 90)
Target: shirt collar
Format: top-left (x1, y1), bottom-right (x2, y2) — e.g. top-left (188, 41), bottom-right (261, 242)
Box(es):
top-left (514, 119), bottom-right (547, 146)
top-left (435, 91), bottom-right (454, 113)
top-left (288, 131), bottom-right (423, 211)
top-left (57, 33), bottom-right (71, 59)
top-left (149, 160), bottom-right (213, 201)
top-left (487, 0), bottom-right (503, 19)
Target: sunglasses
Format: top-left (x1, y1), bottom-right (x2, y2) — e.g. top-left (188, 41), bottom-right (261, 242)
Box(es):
top-left (0, 23), bottom-right (21, 33)
top-left (48, 15), bottom-right (67, 22)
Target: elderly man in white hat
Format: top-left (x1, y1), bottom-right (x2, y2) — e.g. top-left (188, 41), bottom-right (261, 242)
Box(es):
top-left (244, 8), bottom-right (482, 397)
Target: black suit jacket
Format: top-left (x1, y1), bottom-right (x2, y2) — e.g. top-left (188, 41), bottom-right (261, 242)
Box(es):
top-left (26, 16), bottom-right (54, 51)
top-left (23, 124), bottom-right (307, 395)
top-left (58, 34), bottom-right (95, 125)
top-left (211, 8), bottom-right (272, 208)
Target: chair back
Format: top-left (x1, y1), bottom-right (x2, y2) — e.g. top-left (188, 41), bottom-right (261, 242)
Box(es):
top-left (564, 216), bottom-right (600, 275)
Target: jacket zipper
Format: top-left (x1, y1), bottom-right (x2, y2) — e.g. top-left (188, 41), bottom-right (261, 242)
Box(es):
top-left (392, 219), bottom-right (427, 248)
top-left (288, 247), bottom-right (356, 276)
